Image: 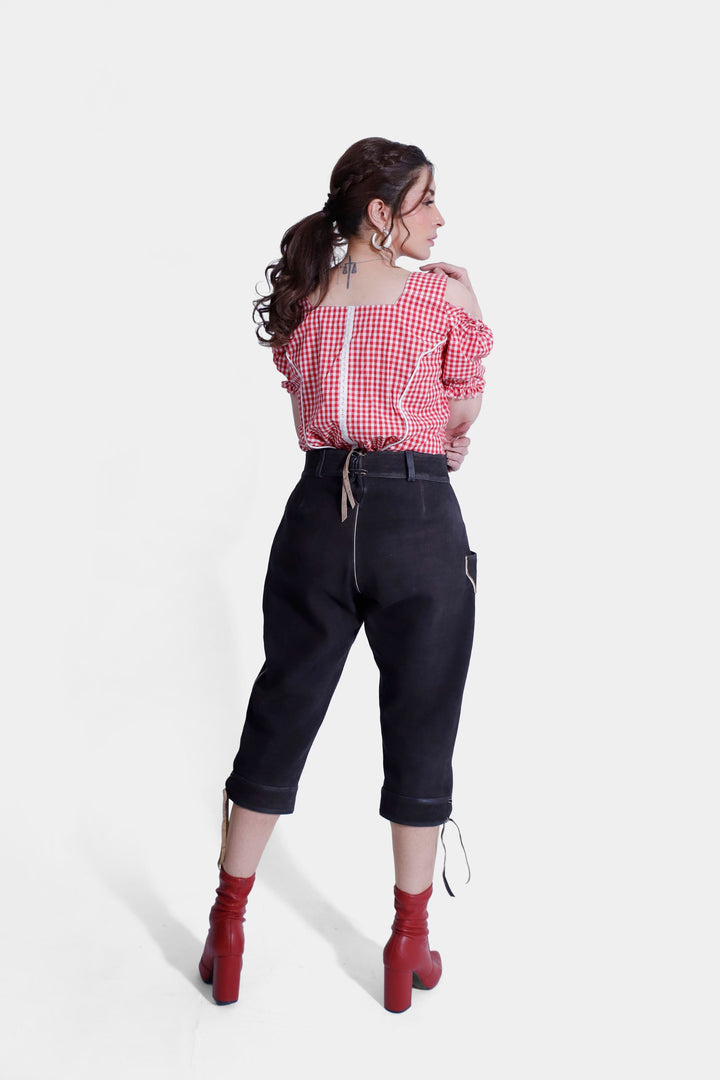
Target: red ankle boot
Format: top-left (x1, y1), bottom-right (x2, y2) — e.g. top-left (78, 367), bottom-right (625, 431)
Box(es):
top-left (199, 866), bottom-right (255, 1004)
top-left (383, 883), bottom-right (442, 1012)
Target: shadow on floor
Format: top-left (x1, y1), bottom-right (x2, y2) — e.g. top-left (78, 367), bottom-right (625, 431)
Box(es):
top-left (259, 833), bottom-right (383, 1005)
top-left (79, 825), bottom-right (205, 992)
top-left (80, 825), bottom-right (382, 1006)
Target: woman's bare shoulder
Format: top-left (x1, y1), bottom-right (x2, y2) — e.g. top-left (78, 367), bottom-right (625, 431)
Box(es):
top-left (443, 275), bottom-right (474, 311)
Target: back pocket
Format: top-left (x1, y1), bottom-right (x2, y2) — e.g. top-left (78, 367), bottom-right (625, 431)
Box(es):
top-left (465, 551), bottom-right (477, 594)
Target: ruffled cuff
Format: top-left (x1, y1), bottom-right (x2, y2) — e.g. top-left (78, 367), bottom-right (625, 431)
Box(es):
top-left (444, 365), bottom-right (486, 399)
top-left (272, 345), bottom-right (301, 396)
top-left (441, 305), bottom-right (493, 398)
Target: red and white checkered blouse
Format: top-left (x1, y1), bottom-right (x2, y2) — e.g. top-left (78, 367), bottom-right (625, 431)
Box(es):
top-left (272, 269), bottom-right (493, 454)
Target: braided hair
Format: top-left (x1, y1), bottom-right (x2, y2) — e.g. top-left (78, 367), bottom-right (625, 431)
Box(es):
top-left (253, 137), bottom-right (433, 347)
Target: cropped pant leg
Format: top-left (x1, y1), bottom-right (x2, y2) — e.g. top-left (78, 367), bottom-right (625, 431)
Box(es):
top-left (356, 474), bottom-right (477, 826)
top-left (225, 473), bottom-right (362, 814)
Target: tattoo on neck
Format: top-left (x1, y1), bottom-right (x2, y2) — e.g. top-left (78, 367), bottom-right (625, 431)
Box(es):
top-left (342, 258), bottom-right (357, 289)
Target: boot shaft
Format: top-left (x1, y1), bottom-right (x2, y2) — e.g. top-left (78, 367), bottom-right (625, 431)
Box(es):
top-left (390, 883), bottom-right (433, 938)
top-left (210, 867), bottom-right (255, 922)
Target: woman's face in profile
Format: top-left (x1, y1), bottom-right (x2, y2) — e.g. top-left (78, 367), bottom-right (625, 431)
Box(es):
top-left (393, 169), bottom-right (445, 260)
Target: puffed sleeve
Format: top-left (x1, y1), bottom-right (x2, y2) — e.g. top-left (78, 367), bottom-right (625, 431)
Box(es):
top-left (272, 344), bottom-right (301, 396)
top-left (441, 304), bottom-right (494, 399)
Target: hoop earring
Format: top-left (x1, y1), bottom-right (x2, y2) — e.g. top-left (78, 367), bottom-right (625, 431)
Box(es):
top-left (371, 230), bottom-right (392, 251)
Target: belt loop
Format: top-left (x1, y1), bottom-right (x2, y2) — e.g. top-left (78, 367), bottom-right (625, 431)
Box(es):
top-left (405, 450), bottom-right (416, 482)
top-left (315, 449), bottom-right (326, 477)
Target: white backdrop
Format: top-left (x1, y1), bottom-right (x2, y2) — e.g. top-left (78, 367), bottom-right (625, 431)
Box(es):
top-left (1, 2), bottom-right (718, 1077)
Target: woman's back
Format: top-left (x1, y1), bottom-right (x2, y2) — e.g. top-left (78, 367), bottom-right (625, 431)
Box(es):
top-left (309, 262), bottom-right (411, 309)
top-left (275, 269), bottom-right (492, 455)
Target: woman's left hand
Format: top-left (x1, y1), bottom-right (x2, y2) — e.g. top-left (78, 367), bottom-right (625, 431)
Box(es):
top-left (421, 261), bottom-right (473, 293)
top-left (445, 435), bottom-right (471, 471)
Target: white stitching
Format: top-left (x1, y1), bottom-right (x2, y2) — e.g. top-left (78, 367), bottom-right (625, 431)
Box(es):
top-left (353, 500), bottom-right (361, 591)
top-left (465, 555), bottom-right (477, 594)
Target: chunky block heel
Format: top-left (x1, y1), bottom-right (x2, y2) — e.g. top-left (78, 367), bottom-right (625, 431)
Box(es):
top-left (199, 953), bottom-right (242, 1005)
top-left (384, 965), bottom-right (413, 1013)
top-left (383, 884), bottom-right (442, 1013)
top-left (210, 954), bottom-right (242, 1005)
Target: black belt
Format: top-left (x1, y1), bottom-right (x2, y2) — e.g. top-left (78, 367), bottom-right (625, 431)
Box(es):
top-left (302, 448), bottom-right (450, 521)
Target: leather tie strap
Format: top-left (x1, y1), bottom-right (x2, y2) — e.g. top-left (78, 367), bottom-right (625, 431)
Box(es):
top-left (440, 817), bottom-right (472, 897)
top-left (341, 448), bottom-right (356, 522)
top-left (218, 788), bottom-right (229, 870)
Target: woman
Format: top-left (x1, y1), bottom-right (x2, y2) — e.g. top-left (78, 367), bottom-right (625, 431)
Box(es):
top-left (199, 137), bottom-right (493, 1013)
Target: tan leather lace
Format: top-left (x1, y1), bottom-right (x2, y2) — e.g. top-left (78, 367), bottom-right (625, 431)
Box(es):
top-left (340, 449), bottom-right (357, 522)
top-left (218, 788), bottom-right (229, 869)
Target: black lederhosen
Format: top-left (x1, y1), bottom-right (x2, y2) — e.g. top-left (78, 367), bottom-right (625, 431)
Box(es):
top-left (225, 448), bottom-right (477, 827)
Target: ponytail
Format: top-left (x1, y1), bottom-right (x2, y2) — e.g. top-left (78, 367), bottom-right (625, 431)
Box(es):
top-left (253, 210), bottom-right (339, 348)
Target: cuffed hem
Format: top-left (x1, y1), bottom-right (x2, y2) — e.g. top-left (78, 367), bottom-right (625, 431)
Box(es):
top-left (379, 788), bottom-right (452, 827)
top-left (225, 773), bottom-right (297, 815)
top-left (444, 381), bottom-right (485, 399)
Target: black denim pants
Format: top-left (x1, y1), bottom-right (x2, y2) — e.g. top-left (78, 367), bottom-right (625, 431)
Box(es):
top-left (225, 448), bottom-right (478, 827)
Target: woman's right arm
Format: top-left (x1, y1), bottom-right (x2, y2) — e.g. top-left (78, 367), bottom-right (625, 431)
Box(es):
top-left (446, 397), bottom-right (482, 441)
top-left (417, 262), bottom-right (492, 470)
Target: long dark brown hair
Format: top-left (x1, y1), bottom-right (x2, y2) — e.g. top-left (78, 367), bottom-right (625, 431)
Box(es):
top-left (253, 137), bottom-right (434, 348)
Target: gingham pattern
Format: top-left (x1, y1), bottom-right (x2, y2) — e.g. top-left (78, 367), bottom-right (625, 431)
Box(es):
top-left (272, 270), bottom-right (493, 454)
